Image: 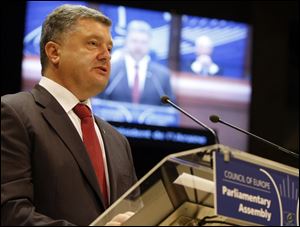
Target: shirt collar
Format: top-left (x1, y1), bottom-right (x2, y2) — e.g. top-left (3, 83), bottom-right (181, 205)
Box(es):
top-left (39, 76), bottom-right (92, 113)
top-left (124, 54), bottom-right (150, 67)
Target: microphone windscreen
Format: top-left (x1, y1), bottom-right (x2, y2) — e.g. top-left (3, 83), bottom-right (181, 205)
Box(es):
top-left (160, 95), bottom-right (170, 104)
top-left (209, 115), bottom-right (220, 123)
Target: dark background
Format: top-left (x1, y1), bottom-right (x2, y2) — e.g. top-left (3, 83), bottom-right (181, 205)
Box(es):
top-left (1, 1), bottom-right (298, 177)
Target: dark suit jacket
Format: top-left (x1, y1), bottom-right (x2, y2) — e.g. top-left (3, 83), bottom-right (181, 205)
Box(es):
top-left (99, 59), bottom-right (175, 105)
top-left (1, 85), bottom-right (138, 226)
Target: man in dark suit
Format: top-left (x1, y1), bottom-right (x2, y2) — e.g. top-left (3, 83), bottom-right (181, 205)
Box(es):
top-left (1, 5), bottom-right (138, 226)
top-left (99, 20), bottom-right (175, 105)
top-left (190, 35), bottom-right (222, 76)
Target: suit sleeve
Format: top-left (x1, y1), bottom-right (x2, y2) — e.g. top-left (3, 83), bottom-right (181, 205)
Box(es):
top-left (1, 100), bottom-right (75, 226)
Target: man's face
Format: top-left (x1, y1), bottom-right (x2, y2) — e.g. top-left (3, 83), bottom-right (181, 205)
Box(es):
top-left (57, 18), bottom-right (113, 100)
top-left (126, 31), bottom-right (151, 62)
top-left (196, 43), bottom-right (213, 56)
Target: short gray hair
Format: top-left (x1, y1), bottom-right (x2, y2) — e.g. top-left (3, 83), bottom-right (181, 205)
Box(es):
top-left (126, 20), bottom-right (152, 37)
top-left (40, 4), bottom-right (111, 74)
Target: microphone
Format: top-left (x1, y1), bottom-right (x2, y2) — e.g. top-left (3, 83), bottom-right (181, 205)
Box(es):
top-left (161, 96), bottom-right (219, 144)
top-left (209, 115), bottom-right (299, 159)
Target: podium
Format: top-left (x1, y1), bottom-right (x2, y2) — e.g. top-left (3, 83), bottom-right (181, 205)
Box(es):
top-left (90, 144), bottom-right (299, 226)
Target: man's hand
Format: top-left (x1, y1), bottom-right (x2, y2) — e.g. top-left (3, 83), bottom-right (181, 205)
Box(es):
top-left (105, 211), bottom-right (135, 226)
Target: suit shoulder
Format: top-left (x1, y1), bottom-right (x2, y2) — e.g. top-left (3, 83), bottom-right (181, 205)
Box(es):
top-left (1, 92), bottom-right (37, 126)
top-left (149, 62), bottom-right (170, 76)
top-left (1, 91), bottom-right (34, 109)
top-left (110, 59), bottom-right (125, 76)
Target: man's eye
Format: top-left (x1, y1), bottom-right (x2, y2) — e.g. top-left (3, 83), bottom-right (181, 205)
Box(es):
top-left (88, 41), bottom-right (97, 46)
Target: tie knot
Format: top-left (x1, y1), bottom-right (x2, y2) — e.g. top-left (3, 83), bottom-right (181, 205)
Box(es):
top-left (73, 103), bottom-right (92, 119)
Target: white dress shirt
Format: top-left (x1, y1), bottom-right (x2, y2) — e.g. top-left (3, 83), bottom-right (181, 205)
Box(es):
top-left (124, 54), bottom-right (150, 92)
top-left (39, 76), bottom-right (110, 201)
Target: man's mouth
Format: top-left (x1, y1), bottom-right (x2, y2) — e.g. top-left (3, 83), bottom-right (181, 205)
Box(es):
top-left (94, 66), bottom-right (108, 74)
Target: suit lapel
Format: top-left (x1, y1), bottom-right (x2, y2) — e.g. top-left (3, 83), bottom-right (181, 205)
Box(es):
top-left (141, 69), bottom-right (160, 101)
top-left (94, 118), bottom-right (126, 204)
top-left (94, 118), bottom-right (115, 205)
top-left (106, 60), bottom-right (131, 101)
top-left (31, 85), bottom-right (105, 206)
top-left (142, 72), bottom-right (152, 101)
top-left (118, 65), bottom-right (132, 101)
top-left (118, 71), bottom-right (132, 100)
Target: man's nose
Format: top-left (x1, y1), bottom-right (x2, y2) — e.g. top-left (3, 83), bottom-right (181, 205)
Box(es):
top-left (97, 48), bottom-right (111, 62)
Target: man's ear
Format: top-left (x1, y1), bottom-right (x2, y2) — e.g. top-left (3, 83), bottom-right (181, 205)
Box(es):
top-left (45, 41), bottom-right (61, 65)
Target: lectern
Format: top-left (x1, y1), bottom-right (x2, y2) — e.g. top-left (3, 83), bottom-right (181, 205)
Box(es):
top-left (90, 144), bottom-right (299, 226)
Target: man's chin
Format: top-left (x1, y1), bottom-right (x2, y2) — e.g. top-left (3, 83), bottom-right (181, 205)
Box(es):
top-left (91, 82), bottom-right (108, 96)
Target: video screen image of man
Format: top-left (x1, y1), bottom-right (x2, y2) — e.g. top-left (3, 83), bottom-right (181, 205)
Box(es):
top-left (98, 20), bottom-right (175, 106)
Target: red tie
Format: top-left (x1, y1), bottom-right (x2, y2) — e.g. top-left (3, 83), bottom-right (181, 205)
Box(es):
top-left (132, 64), bottom-right (140, 103)
top-left (73, 103), bottom-right (108, 207)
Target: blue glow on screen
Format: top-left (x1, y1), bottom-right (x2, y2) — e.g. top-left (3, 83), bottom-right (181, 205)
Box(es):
top-left (115, 126), bottom-right (208, 145)
top-left (22, 1), bottom-right (252, 146)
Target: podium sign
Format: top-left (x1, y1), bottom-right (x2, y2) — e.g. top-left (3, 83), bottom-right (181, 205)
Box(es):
top-left (90, 145), bottom-right (297, 226)
top-left (214, 151), bottom-right (299, 226)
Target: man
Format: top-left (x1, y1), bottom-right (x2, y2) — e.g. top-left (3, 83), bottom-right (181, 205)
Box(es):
top-left (1, 4), bottom-right (138, 226)
top-left (190, 35), bottom-right (221, 76)
top-left (99, 20), bottom-right (175, 105)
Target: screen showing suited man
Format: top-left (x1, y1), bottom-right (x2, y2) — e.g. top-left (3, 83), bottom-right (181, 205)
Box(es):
top-left (98, 20), bottom-right (175, 106)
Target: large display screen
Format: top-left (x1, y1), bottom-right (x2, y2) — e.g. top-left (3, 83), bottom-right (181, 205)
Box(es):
top-left (22, 1), bottom-right (252, 150)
